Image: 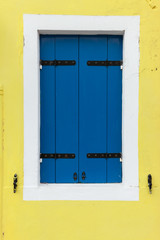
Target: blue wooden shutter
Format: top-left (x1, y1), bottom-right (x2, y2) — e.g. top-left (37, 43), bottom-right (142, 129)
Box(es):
top-left (40, 36), bottom-right (56, 183)
top-left (40, 35), bottom-right (122, 183)
top-left (107, 36), bottom-right (122, 182)
top-left (78, 35), bottom-right (122, 183)
top-left (79, 36), bottom-right (108, 183)
top-left (40, 36), bottom-right (78, 183)
top-left (55, 36), bottom-right (79, 183)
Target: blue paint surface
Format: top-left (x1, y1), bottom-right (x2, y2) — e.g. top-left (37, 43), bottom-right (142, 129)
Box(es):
top-left (55, 36), bottom-right (79, 183)
top-left (40, 36), bottom-right (56, 183)
top-left (107, 36), bottom-right (122, 182)
top-left (40, 35), bottom-right (122, 183)
top-left (79, 36), bottom-right (108, 183)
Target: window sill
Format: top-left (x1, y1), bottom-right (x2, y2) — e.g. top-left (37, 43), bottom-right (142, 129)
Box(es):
top-left (23, 184), bottom-right (139, 201)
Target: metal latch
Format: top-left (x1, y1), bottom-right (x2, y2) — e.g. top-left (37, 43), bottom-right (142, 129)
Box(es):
top-left (73, 172), bottom-right (77, 181)
top-left (82, 171), bottom-right (86, 180)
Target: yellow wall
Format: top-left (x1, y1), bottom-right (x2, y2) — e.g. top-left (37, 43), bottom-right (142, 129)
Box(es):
top-left (0, 0), bottom-right (160, 239)
top-left (0, 87), bottom-right (3, 240)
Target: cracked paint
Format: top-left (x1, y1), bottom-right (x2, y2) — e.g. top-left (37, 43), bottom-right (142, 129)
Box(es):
top-left (145, 0), bottom-right (158, 9)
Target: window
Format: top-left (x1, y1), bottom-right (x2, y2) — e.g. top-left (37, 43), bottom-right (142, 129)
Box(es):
top-left (23, 15), bottom-right (139, 200)
top-left (40, 35), bottom-right (123, 184)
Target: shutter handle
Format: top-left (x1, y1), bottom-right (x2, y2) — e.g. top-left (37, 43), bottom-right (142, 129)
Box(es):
top-left (82, 171), bottom-right (86, 180)
top-left (73, 172), bottom-right (77, 181)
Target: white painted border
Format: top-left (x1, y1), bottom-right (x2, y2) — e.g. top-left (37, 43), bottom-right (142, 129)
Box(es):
top-left (23, 14), bottom-right (140, 201)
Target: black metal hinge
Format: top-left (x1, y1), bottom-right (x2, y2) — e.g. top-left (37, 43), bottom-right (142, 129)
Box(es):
top-left (40, 60), bottom-right (76, 66)
top-left (13, 174), bottom-right (18, 193)
top-left (87, 153), bottom-right (122, 158)
top-left (40, 153), bottom-right (75, 159)
top-left (87, 60), bottom-right (123, 66)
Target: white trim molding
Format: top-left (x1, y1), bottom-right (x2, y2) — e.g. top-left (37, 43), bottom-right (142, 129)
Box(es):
top-left (23, 14), bottom-right (140, 201)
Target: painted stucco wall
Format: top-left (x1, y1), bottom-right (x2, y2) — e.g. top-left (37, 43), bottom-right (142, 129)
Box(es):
top-left (0, 0), bottom-right (160, 239)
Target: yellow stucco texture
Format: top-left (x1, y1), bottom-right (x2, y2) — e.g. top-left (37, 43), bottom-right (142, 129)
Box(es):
top-left (0, 0), bottom-right (160, 239)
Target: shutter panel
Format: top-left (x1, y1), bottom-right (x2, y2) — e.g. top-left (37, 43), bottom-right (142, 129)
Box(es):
top-left (107, 36), bottom-right (123, 183)
top-left (55, 36), bottom-right (79, 183)
top-left (79, 36), bottom-right (108, 183)
top-left (40, 36), bottom-right (56, 183)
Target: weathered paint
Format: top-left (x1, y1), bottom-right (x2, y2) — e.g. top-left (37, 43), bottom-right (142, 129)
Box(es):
top-left (0, 1), bottom-right (160, 240)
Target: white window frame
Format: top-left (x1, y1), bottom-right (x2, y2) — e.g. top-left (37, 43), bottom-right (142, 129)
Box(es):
top-left (23, 14), bottom-right (140, 201)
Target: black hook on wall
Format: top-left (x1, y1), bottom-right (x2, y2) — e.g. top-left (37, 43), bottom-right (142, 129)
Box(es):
top-left (148, 174), bottom-right (152, 194)
top-left (13, 174), bottom-right (18, 193)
